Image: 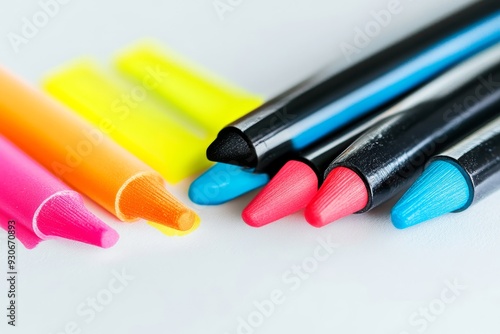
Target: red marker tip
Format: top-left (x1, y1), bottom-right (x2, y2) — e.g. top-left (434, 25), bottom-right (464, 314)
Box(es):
top-left (243, 160), bottom-right (318, 227)
top-left (305, 167), bottom-right (368, 227)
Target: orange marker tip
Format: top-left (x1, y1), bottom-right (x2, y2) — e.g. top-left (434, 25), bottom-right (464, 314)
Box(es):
top-left (118, 173), bottom-right (197, 230)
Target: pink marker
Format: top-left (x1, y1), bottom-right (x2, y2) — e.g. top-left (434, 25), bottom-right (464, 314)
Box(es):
top-left (0, 135), bottom-right (119, 249)
top-left (0, 210), bottom-right (42, 249)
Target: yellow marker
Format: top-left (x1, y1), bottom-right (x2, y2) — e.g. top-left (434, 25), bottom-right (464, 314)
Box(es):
top-left (115, 40), bottom-right (263, 134)
top-left (43, 59), bottom-right (212, 183)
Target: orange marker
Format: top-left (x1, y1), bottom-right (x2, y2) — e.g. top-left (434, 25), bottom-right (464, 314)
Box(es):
top-left (0, 66), bottom-right (197, 231)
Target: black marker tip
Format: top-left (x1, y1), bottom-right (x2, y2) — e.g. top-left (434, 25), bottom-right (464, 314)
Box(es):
top-left (207, 130), bottom-right (256, 167)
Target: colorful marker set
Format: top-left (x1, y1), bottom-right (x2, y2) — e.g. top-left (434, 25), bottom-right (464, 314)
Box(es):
top-left (2, 2), bottom-right (500, 252)
top-left (0, 65), bottom-right (198, 247)
top-left (0, 41), bottom-right (261, 248)
top-left (204, 2), bottom-right (500, 229)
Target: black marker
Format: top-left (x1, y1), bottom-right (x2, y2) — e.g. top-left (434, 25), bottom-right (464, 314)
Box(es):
top-left (207, 2), bottom-right (500, 173)
top-left (243, 43), bottom-right (500, 226)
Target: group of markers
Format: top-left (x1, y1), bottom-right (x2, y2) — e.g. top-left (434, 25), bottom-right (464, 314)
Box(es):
top-left (1, 2), bottom-right (500, 251)
top-left (193, 2), bottom-right (500, 230)
top-left (0, 41), bottom-right (261, 249)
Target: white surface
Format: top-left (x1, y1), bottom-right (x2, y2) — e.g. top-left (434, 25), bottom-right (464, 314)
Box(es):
top-left (2, 0), bottom-right (500, 333)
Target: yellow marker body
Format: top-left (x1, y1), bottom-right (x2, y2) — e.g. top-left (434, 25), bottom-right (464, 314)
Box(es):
top-left (44, 60), bottom-right (211, 183)
top-left (115, 41), bottom-right (263, 134)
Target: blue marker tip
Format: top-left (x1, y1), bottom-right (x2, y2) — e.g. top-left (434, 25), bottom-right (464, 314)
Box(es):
top-left (189, 163), bottom-right (270, 205)
top-left (391, 160), bottom-right (471, 229)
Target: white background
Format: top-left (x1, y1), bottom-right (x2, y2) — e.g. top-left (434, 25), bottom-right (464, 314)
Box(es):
top-left (2, 0), bottom-right (500, 333)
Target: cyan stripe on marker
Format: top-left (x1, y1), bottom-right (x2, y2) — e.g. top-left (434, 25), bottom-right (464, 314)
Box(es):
top-left (292, 11), bottom-right (500, 149)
